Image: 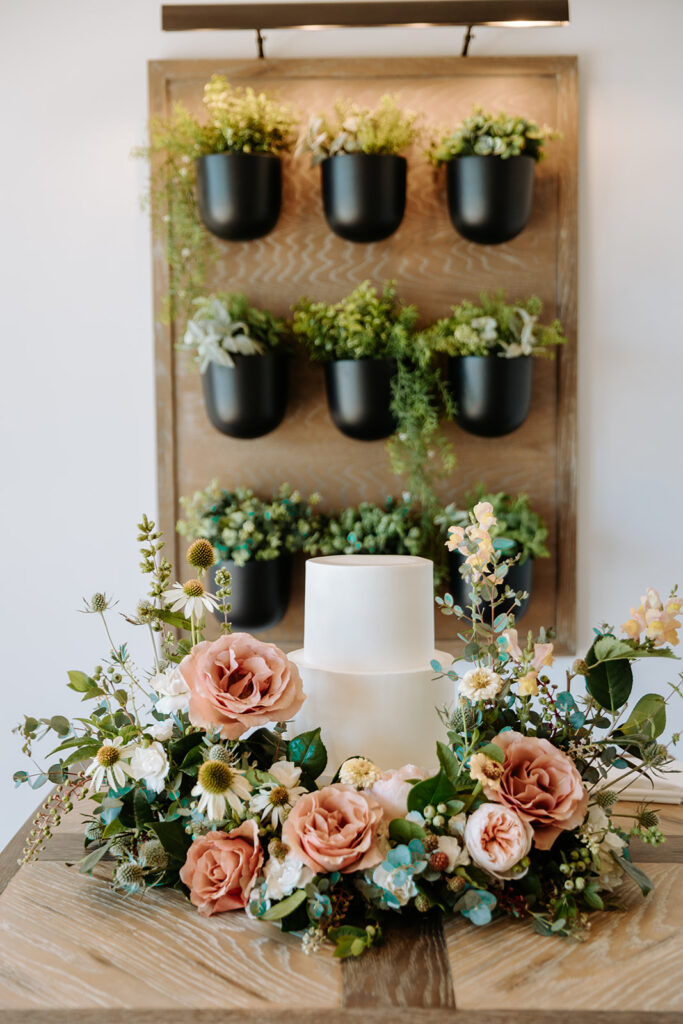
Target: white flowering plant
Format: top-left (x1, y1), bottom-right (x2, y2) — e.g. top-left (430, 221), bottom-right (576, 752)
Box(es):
top-left (179, 293), bottom-right (288, 373)
top-left (12, 512), bottom-right (682, 957)
top-left (299, 95), bottom-right (420, 166)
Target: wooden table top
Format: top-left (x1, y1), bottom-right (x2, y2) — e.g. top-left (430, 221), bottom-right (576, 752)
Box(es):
top-left (1, 800), bottom-right (682, 1024)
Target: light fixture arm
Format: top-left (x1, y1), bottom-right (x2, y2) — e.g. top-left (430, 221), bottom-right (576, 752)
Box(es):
top-left (256, 27), bottom-right (266, 58)
top-left (461, 24), bottom-right (474, 55)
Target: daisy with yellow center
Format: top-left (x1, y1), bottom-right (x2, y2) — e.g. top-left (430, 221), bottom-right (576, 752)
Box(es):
top-left (85, 736), bottom-right (136, 793)
top-left (192, 759), bottom-right (252, 822)
top-left (249, 761), bottom-right (307, 828)
top-left (163, 579), bottom-right (219, 619)
top-left (468, 752), bottom-right (505, 789)
top-left (459, 666), bottom-right (503, 702)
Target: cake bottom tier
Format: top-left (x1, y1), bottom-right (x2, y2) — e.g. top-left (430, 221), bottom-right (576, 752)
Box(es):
top-left (289, 650), bottom-right (454, 774)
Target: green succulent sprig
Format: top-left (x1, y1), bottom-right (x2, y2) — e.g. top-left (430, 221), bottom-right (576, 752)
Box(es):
top-left (429, 106), bottom-right (558, 166)
top-left (317, 498), bottom-right (426, 557)
top-left (300, 95), bottom-right (420, 165)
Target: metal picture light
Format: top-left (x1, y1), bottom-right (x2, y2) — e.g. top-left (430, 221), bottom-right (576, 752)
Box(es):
top-left (162, 2), bottom-right (569, 56)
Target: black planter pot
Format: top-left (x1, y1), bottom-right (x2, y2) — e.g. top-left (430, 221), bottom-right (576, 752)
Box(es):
top-left (210, 556), bottom-right (292, 632)
top-left (202, 353), bottom-right (288, 439)
top-left (448, 355), bottom-right (533, 438)
top-left (195, 152), bottom-right (282, 241)
top-left (446, 155), bottom-right (535, 245)
top-left (321, 153), bottom-right (407, 243)
top-left (324, 358), bottom-right (397, 441)
top-left (448, 549), bottom-right (533, 622)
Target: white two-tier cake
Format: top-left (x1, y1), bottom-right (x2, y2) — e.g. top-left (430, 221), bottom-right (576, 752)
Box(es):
top-left (290, 554), bottom-right (453, 771)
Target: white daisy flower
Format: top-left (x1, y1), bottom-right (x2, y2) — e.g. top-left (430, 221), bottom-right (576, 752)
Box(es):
top-left (162, 579), bottom-right (219, 619)
top-left (85, 736), bottom-right (136, 793)
top-left (249, 760), bottom-right (307, 828)
top-left (192, 759), bottom-right (252, 822)
top-left (458, 666), bottom-right (503, 702)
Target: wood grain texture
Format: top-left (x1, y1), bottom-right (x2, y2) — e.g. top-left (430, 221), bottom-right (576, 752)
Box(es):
top-left (5, 1011), bottom-right (683, 1024)
top-left (0, 862), bottom-right (340, 1011)
top-left (149, 57), bottom-right (578, 654)
top-left (444, 862), bottom-right (683, 1013)
top-left (342, 909), bottom-right (455, 1008)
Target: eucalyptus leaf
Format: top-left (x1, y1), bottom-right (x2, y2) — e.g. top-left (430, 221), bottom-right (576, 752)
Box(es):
top-left (260, 889), bottom-right (307, 921)
top-left (614, 854), bottom-right (654, 896)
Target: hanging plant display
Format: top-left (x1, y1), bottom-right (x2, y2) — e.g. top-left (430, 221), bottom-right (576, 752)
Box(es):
top-left (435, 489), bottom-right (550, 622)
top-left (177, 483), bottom-right (322, 631)
top-left (426, 292), bottom-right (566, 437)
top-left (180, 293), bottom-right (290, 439)
top-left (429, 108), bottom-right (558, 244)
top-left (300, 96), bottom-right (419, 243)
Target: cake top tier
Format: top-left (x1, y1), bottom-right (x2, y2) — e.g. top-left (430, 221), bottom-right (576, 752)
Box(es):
top-left (300, 554), bottom-right (437, 673)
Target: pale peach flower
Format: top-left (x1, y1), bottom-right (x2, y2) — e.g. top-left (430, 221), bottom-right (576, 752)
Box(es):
top-left (446, 525), bottom-right (466, 551)
top-left (517, 671), bottom-right (539, 697)
top-left (464, 803), bottom-right (533, 880)
top-left (367, 764), bottom-right (429, 822)
top-left (282, 784), bottom-right (384, 874)
top-left (532, 643), bottom-right (554, 672)
top-left (503, 628), bottom-right (523, 661)
top-left (473, 501), bottom-right (496, 530)
top-left (621, 587), bottom-right (681, 648)
top-left (468, 752), bottom-right (504, 789)
top-left (180, 821), bottom-right (263, 916)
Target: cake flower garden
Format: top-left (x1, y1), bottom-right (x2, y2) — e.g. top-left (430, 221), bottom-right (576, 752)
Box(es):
top-left (13, 511), bottom-right (682, 956)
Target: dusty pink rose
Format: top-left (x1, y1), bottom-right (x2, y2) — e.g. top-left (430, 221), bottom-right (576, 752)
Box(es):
top-left (367, 764), bottom-right (429, 822)
top-left (486, 731), bottom-right (588, 850)
top-left (180, 820), bottom-right (263, 916)
top-left (465, 803), bottom-right (533, 880)
top-left (180, 633), bottom-right (305, 739)
top-left (281, 784), bottom-right (384, 874)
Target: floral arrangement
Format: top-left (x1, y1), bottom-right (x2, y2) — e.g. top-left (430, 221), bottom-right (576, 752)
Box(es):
top-left (299, 95), bottom-right (420, 166)
top-left (426, 291), bottom-right (566, 359)
top-left (429, 107), bottom-right (558, 166)
top-left (180, 293), bottom-right (288, 372)
top-left (136, 76), bottom-right (297, 326)
top-left (177, 482), bottom-right (322, 567)
top-left (291, 280), bottom-right (418, 363)
top-left (436, 489), bottom-right (549, 566)
top-left (13, 508), bottom-right (681, 958)
top-left (316, 498), bottom-right (426, 558)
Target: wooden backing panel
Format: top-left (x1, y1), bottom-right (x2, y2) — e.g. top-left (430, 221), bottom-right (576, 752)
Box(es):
top-left (5, 1011), bottom-right (683, 1024)
top-left (149, 57), bottom-right (578, 654)
top-left (444, 862), bottom-right (683, 1012)
top-left (342, 909), bottom-right (455, 1008)
top-left (0, 862), bottom-right (340, 1011)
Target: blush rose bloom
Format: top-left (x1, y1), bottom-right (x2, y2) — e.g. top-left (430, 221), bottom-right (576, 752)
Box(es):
top-left (465, 803), bottom-right (533, 880)
top-left (180, 820), bottom-right (263, 916)
top-left (180, 633), bottom-right (305, 739)
top-left (281, 784), bottom-right (384, 874)
top-left (485, 731), bottom-right (588, 850)
top-left (367, 764), bottom-right (429, 822)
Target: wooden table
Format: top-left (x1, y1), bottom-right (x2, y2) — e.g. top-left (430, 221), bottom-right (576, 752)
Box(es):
top-left (1, 800), bottom-right (682, 1023)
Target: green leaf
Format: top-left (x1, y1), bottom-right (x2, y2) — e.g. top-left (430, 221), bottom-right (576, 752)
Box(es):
top-left (620, 694), bottom-right (666, 740)
top-left (260, 889), bottom-right (307, 921)
top-left (154, 606), bottom-right (193, 632)
top-left (613, 854), bottom-right (654, 896)
top-left (29, 773), bottom-right (48, 790)
top-left (168, 731), bottom-right (205, 765)
top-left (134, 788), bottom-right (155, 829)
top-left (582, 886), bottom-right (604, 911)
top-left (288, 728), bottom-right (327, 780)
top-left (476, 742), bottom-right (505, 763)
top-left (150, 819), bottom-right (192, 862)
top-left (436, 741), bottom-right (461, 787)
top-left (67, 670), bottom-right (95, 693)
top-left (389, 818), bottom-right (427, 844)
top-left (47, 763), bottom-right (66, 784)
top-left (585, 642), bottom-right (633, 711)
top-left (77, 842), bottom-right (110, 874)
top-left (593, 637), bottom-right (677, 663)
top-left (243, 727), bottom-right (282, 769)
top-left (407, 769), bottom-right (457, 813)
top-left (179, 746), bottom-right (204, 772)
top-left (13, 770), bottom-right (28, 787)
top-left (102, 818), bottom-right (127, 839)
top-left (49, 716), bottom-right (71, 737)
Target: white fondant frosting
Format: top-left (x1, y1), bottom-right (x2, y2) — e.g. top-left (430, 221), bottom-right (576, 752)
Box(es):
top-left (300, 555), bottom-right (436, 673)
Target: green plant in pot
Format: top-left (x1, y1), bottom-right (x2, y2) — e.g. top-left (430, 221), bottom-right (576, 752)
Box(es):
top-left (429, 107), bottom-right (558, 244)
top-left (177, 482), bottom-right (321, 631)
top-left (180, 292), bottom-right (290, 439)
top-left (426, 291), bottom-right (566, 437)
top-left (292, 280), bottom-right (419, 441)
top-left (137, 78), bottom-right (298, 326)
top-left (435, 488), bottom-right (549, 622)
top-left (316, 497), bottom-right (427, 558)
top-left (300, 95), bottom-right (420, 242)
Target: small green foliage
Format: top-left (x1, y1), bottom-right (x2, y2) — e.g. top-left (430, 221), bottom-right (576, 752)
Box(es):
top-left (317, 497), bottom-right (426, 557)
top-left (177, 482), bottom-right (322, 566)
top-left (424, 291), bottom-right (566, 359)
top-left (436, 488), bottom-right (549, 565)
top-left (180, 292), bottom-right (289, 372)
top-left (328, 924), bottom-right (381, 959)
top-left (301, 95), bottom-right (420, 165)
top-left (429, 106), bottom-right (558, 165)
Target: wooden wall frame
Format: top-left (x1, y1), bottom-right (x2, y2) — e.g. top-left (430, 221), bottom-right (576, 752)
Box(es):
top-left (149, 56), bottom-right (577, 654)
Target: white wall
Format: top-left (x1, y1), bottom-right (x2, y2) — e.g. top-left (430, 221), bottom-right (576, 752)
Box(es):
top-left (2, 0), bottom-right (682, 848)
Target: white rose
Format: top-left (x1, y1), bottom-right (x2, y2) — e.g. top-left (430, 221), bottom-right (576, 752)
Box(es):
top-left (263, 855), bottom-right (314, 901)
top-left (465, 803), bottom-right (533, 880)
top-left (152, 666), bottom-right (190, 715)
top-left (147, 719), bottom-right (174, 742)
top-left (268, 760), bottom-right (303, 789)
top-left (130, 741), bottom-right (170, 794)
top-left (437, 835), bottom-right (470, 871)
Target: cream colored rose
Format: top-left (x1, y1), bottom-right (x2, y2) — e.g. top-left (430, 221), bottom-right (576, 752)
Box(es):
top-left (464, 803), bottom-right (533, 880)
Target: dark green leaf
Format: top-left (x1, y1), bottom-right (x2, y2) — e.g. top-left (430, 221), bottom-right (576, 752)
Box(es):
top-left (288, 728), bottom-right (327, 780)
top-left (260, 889), bottom-right (307, 921)
top-left (168, 731), bottom-right (205, 765)
top-left (134, 788), bottom-right (155, 829)
top-left (13, 770), bottom-right (28, 787)
top-left (67, 670), bottom-right (95, 692)
top-left (613, 854), bottom-right (654, 896)
top-left (582, 886), bottom-right (604, 910)
top-left (436, 741), bottom-right (461, 786)
top-left (407, 769), bottom-right (457, 812)
top-left (389, 818), bottom-right (427, 844)
top-left (77, 842), bottom-right (110, 874)
top-left (102, 818), bottom-right (127, 839)
top-left (476, 742), bottom-right (505, 763)
top-left (47, 763), bottom-right (66, 784)
top-left (243, 727), bottom-right (282, 769)
top-left (49, 716), bottom-right (71, 737)
top-left (620, 694), bottom-right (666, 740)
top-left (585, 641), bottom-right (633, 711)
